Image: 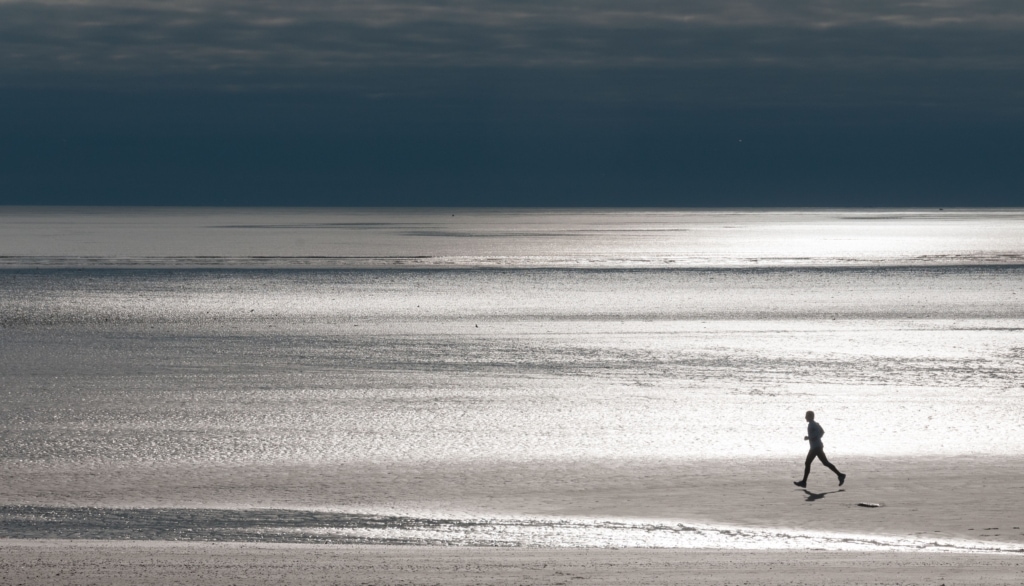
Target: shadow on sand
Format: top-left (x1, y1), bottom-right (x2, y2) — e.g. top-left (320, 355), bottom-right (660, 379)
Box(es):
top-left (801, 489), bottom-right (845, 502)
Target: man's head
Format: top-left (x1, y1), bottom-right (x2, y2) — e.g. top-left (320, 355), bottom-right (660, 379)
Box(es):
top-left (805, 410), bottom-right (815, 422)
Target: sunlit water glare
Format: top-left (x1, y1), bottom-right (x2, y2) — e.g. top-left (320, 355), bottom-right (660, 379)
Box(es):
top-left (1, 208), bottom-right (1023, 550)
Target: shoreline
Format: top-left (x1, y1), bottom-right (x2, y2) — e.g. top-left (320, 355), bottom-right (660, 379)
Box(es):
top-left (4, 456), bottom-right (1023, 547)
top-left (3, 504), bottom-right (1020, 552)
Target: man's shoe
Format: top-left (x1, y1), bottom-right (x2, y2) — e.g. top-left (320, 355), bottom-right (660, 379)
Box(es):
top-left (793, 480), bottom-right (806, 488)
top-left (838, 473), bottom-right (846, 487)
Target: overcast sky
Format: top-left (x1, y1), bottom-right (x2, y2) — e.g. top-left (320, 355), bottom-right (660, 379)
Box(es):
top-left (2, 0), bottom-right (1023, 206)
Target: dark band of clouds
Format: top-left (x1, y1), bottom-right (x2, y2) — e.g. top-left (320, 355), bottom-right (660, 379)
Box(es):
top-left (2, 1), bottom-right (1023, 206)
top-left (3, 0), bottom-right (1024, 85)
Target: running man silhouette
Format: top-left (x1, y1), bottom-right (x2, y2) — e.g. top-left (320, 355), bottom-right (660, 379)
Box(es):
top-left (794, 410), bottom-right (846, 488)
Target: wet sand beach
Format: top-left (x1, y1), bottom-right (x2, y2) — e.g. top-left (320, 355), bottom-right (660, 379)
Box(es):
top-left (3, 456), bottom-right (1023, 550)
top-left (2, 540), bottom-right (1023, 585)
top-left (3, 209), bottom-right (1024, 580)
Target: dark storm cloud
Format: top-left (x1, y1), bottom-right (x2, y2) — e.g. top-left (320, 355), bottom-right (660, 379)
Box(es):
top-left (3, 0), bottom-right (1024, 85)
top-left (3, 1), bottom-right (1023, 206)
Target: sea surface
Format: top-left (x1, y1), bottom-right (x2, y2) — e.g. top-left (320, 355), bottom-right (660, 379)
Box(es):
top-left (1, 208), bottom-right (1022, 551)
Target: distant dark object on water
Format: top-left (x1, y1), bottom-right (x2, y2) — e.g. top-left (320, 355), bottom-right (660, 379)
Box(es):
top-left (857, 502), bottom-right (883, 508)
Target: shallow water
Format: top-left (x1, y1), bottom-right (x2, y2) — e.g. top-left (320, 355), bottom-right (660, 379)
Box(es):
top-left (2, 505), bottom-right (1020, 552)
top-left (1, 208), bottom-right (1023, 550)
top-left (2, 207), bottom-right (1023, 268)
top-left (2, 268), bottom-right (1022, 465)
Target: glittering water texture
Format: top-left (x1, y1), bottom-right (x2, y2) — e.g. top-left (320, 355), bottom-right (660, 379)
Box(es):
top-left (1, 207), bottom-right (1023, 268)
top-left (1, 506), bottom-right (1021, 553)
top-left (2, 268), bottom-right (1022, 465)
top-left (1, 209), bottom-right (1023, 550)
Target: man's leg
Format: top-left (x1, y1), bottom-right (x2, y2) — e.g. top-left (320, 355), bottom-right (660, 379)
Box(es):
top-left (799, 449), bottom-right (815, 483)
top-left (817, 450), bottom-right (841, 476)
top-left (817, 450), bottom-right (846, 485)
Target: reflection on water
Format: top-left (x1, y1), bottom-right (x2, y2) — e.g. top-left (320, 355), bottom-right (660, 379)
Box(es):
top-left (1, 268), bottom-right (1022, 465)
top-left (1, 506), bottom-right (1020, 552)
top-left (1, 208), bottom-right (1023, 268)
top-left (1, 209), bottom-right (1023, 547)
